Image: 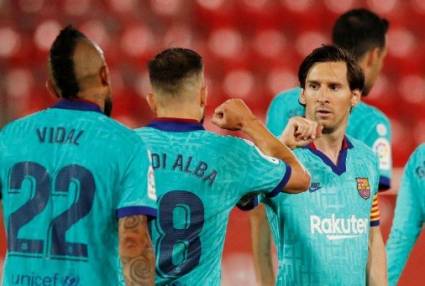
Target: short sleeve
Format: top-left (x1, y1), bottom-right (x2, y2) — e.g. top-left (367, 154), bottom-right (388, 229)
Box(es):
top-left (238, 139), bottom-right (291, 198)
top-left (116, 142), bottom-right (157, 219)
top-left (266, 88), bottom-right (304, 137)
top-left (370, 194), bottom-right (380, 227)
top-left (366, 118), bottom-right (392, 190)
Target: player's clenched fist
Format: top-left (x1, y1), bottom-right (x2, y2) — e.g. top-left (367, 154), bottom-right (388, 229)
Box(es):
top-left (280, 116), bottom-right (322, 149)
top-left (212, 98), bottom-right (257, 131)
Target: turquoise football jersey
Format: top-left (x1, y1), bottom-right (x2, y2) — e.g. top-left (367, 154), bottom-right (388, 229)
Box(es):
top-left (136, 118), bottom-right (291, 286)
top-left (267, 87), bottom-right (392, 190)
top-left (0, 99), bottom-right (157, 285)
top-left (262, 137), bottom-right (380, 286)
top-left (386, 144), bottom-right (425, 286)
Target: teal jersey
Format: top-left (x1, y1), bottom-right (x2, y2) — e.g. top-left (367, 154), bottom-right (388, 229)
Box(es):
top-left (262, 137), bottom-right (380, 286)
top-left (0, 99), bottom-right (157, 285)
top-left (266, 87), bottom-right (392, 190)
top-left (136, 118), bottom-right (291, 286)
top-left (386, 144), bottom-right (425, 286)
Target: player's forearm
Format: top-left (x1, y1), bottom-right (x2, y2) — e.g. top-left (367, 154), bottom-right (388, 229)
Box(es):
top-left (386, 228), bottom-right (420, 286)
top-left (242, 118), bottom-right (310, 192)
top-left (119, 215), bottom-right (155, 286)
top-left (250, 205), bottom-right (276, 286)
top-left (367, 227), bottom-right (388, 286)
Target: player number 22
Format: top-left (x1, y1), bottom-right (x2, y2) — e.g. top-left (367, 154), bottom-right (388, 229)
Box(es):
top-left (7, 161), bottom-right (95, 260)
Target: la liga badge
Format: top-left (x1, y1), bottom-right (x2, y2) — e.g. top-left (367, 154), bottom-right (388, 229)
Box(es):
top-left (356, 177), bottom-right (370, 200)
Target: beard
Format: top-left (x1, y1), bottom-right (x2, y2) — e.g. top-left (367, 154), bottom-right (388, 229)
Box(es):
top-left (104, 96), bottom-right (113, 117)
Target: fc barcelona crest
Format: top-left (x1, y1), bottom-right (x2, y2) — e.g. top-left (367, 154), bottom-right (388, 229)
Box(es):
top-left (356, 177), bottom-right (371, 200)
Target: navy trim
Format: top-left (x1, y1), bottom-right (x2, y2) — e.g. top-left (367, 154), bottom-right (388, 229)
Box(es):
top-left (305, 137), bottom-right (353, 176)
top-left (51, 99), bottom-right (103, 113)
top-left (266, 165), bottom-right (292, 198)
top-left (237, 196), bottom-right (259, 211)
top-left (147, 118), bottom-right (204, 132)
top-left (378, 176), bottom-right (391, 191)
top-left (116, 206), bottom-right (157, 219)
top-left (370, 220), bottom-right (380, 227)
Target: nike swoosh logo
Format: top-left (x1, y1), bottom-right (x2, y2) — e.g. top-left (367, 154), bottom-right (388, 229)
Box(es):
top-left (309, 186), bottom-right (321, 192)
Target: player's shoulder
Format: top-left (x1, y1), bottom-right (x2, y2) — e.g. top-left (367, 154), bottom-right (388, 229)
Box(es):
top-left (101, 118), bottom-right (145, 146)
top-left (348, 135), bottom-right (377, 162)
top-left (0, 109), bottom-right (48, 135)
top-left (409, 144), bottom-right (425, 161)
top-left (352, 102), bottom-right (390, 125)
top-left (271, 87), bottom-right (302, 107)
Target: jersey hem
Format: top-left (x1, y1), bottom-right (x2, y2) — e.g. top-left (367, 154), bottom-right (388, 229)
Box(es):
top-left (378, 176), bottom-right (391, 191)
top-left (370, 220), bottom-right (380, 227)
top-left (266, 165), bottom-right (292, 198)
top-left (116, 206), bottom-right (157, 219)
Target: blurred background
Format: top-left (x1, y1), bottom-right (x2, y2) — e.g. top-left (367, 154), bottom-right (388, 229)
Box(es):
top-left (0, 0), bottom-right (424, 285)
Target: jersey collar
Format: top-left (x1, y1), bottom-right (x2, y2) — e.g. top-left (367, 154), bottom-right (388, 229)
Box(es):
top-left (147, 118), bottom-right (205, 132)
top-left (305, 136), bottom-right (353, 176)
top-left (51, 98), bottom-right (103, 114)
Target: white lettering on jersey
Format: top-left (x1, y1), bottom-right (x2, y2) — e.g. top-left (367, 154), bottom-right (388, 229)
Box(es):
top-left (147, 150), bottom-right (157, 200)
top-left (372, 138), bottom-right (391, 171)
top-left (310, 214), bottom-right (368, 240)
top-left (147, 165), bottom-right (157, 200)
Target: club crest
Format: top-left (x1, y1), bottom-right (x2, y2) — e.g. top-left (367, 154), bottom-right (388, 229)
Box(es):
top-left (356, 177), bottom-right (370, 199)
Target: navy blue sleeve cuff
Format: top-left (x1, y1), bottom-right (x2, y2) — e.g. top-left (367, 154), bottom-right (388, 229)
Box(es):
top-left (236, 196), bottom-right (259, 211)
top-left (378, 176), bottom-right (391, 192)
top-left (370, 220), bottom-right (380, 227)
top-left (266, 165), bottom-right (292, 198)
top-left (116, 206), bottom-right (157, 219)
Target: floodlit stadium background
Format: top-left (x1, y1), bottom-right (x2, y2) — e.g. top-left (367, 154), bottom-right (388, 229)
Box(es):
top-left (0, 0), bottom-right (424, 284)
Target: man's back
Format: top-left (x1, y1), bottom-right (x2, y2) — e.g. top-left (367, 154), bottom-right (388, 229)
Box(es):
top-left (137, 118), bottom-right (290, 286)
top-left (267, 87), bottom-right (392, 189)
top-left (0, 100), bottom-right (156, 285)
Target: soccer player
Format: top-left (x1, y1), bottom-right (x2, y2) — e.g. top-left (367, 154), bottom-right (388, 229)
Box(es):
top-left (0, 26), bottom-right (156, 285)
top-left (135, 48), bottom-right (311, 285)
top-left (267, 8), bottom-right (391, 190)
top-left (386, 145), bottom-right (425, 285)
top-left (250, 45), bottom-right (387, 285)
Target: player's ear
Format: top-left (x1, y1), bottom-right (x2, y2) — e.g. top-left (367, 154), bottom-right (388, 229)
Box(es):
top-left (299, 89), bottom-right (307, 105)
top-left (364, 48), bottom-right (381, 68)
top-left (46, 79), bottom-right (60, 98)
top-left (200, 85), bottom-right (207, 107)
top-left (351, 89), bottom-right (361, 107)
top-left (99, 66), bottom-right (109, 86)
top-left (146, 93), bottom-right (157, 114)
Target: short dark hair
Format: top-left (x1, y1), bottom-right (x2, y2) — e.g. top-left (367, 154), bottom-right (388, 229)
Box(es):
top-left (298, 45), bottom-right (365, 93)
top-left (49, 25), bottom-right (87, 99)
top-left (332, 8), bottom-right (389, 60)
top-left (148, 48), bottom-right (203, 94)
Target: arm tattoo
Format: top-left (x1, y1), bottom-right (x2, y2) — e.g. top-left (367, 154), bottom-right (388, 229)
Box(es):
top-left (122, 215), bottom-right (144, 230)
top-left (119, 215), bottom-right (155, 286)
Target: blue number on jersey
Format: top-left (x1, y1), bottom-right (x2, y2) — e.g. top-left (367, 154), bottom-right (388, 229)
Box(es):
top-left (7, 161), bottom-right (95, 260)
top-left (156, 191), bottom-right (204, 278)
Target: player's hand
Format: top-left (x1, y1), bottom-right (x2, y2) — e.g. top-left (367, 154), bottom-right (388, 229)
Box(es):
top-left (212, 98), bottom-right (257, 131)
top-left (280, 116), bottom-right (322, 149)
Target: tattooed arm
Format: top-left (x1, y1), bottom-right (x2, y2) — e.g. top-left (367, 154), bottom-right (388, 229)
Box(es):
top-left (119, 215), bottom-right (155, 286)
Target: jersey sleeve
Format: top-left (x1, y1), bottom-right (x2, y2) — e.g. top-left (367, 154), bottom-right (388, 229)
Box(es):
top-left (116, 141), bottom-right (157, 219)
top-left (386, 146), bottom-right (425, 286)
top-left (369, 194), bottom-right (380, 227)
top-left (365, 117), bottom-right (392, 191)
top-left (238, 139), bottom-right (292, 199)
